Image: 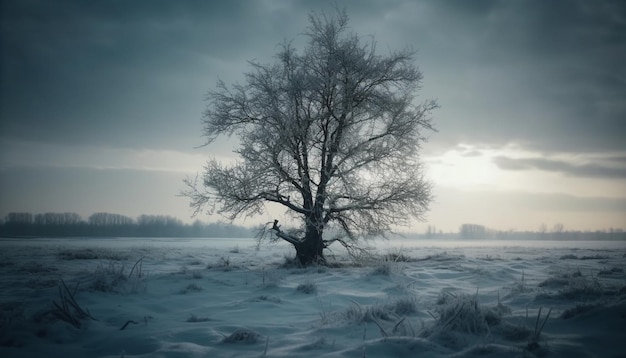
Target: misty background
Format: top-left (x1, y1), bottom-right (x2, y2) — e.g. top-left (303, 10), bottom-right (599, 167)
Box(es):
top-left (1, 0), bottom-right (625, 233)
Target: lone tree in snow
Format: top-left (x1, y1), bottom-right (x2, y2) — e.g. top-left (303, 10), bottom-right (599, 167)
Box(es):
top-left (185, 9), bottom-right (437, 265)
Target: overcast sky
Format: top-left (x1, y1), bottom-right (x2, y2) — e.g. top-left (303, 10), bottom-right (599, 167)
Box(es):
top-left (1, 0), bottom-right (625, 232)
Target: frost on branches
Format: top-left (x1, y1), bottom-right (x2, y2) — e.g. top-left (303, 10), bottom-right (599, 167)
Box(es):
top-left (184, 9), bottom-right (437, 265)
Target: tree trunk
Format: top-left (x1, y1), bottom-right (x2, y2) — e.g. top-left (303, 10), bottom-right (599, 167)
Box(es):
top-left (295, 225), bottom-right (325, 266)
top-left (271, 219), bottom-right (325, 266)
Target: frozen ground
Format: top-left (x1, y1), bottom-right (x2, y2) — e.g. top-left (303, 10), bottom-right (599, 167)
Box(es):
top-left (1, 237), bottom-right (625, 358)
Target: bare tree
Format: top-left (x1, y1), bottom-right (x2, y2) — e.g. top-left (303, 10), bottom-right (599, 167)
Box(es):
top-left (553, 223), bottom-right (564, 234)
top-left (185, 9), bottom-right (437, 265)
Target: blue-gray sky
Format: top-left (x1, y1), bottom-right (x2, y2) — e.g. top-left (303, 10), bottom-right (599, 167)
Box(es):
top-left (1, 0), bottom-right (625, 232)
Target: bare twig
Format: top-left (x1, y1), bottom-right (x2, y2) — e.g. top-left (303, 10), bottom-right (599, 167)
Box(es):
top-left (527, 306), bottom-right (552, 351)
top-left (532, 307), bottom-right (552, 340)
top-left (263, 336), bottom-right (269, 356)
top-left (128, 257), bottom-right (144, 279)
top-left (271, 220), bottom-right (302, 245)
top-left (392, 316), bottom-right (407, 333)
top-left (120, 320), bottom-right (140, 331)
top-left (371, 316), bottom-right (389, 338)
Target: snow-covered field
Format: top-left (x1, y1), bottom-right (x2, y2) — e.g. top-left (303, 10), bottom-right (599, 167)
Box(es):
top-left (1, 237), bottom-right (625, 358)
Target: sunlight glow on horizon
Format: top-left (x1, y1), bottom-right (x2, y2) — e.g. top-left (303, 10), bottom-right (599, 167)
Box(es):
top-left (2, 138), bottom-right (625, 233)
top-left (425, 143), bottom-right (626, 197)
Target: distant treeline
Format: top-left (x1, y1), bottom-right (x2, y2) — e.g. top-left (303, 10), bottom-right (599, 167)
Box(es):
top-left (0, 212), bottom-right (254, 238)
top-left (418, 223), bottom-right (626, 240)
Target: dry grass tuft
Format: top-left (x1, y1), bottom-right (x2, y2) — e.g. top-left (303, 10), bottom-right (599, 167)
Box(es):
top-left (50, 280), bottom-right (95, 328)
top-left (186, 314), bottom-right (211, 323)
top-left (222, 328), bottom-right (262, 343)
top-left (296, 280), bottom-right (317, 294)
top-left (180, 283), bottom-right (203, 294)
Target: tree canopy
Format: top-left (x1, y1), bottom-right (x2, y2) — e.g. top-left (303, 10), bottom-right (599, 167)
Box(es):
top-left (185, 9), bottom-right (437, 265)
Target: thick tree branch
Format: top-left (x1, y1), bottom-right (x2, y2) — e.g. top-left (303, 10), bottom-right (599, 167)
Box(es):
top-left (259, 192), bottom-right (310, 215)
top-left (271, 220), bottom-right (302, 245)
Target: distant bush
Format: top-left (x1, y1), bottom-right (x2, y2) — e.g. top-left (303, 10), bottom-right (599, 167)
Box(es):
top-left (58, 248), bottom-right (128, 261)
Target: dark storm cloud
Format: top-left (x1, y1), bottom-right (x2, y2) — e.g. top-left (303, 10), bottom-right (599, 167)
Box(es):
top-left (3, 0), bottom-right (625, 231)
top-left (493, 156), bottom-right (626, 179)
top-left (409, 0), bottom-right (626, 153)
top-left (0, 0), bottom-right (306, 150)
top-left (513, 0), bottom-right (626, 153)
top-left (1, 0), bottom-right (624, 154)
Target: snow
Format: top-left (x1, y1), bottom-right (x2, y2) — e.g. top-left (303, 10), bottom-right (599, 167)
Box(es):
top-left (1, 237), bottom-right (625, 357)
